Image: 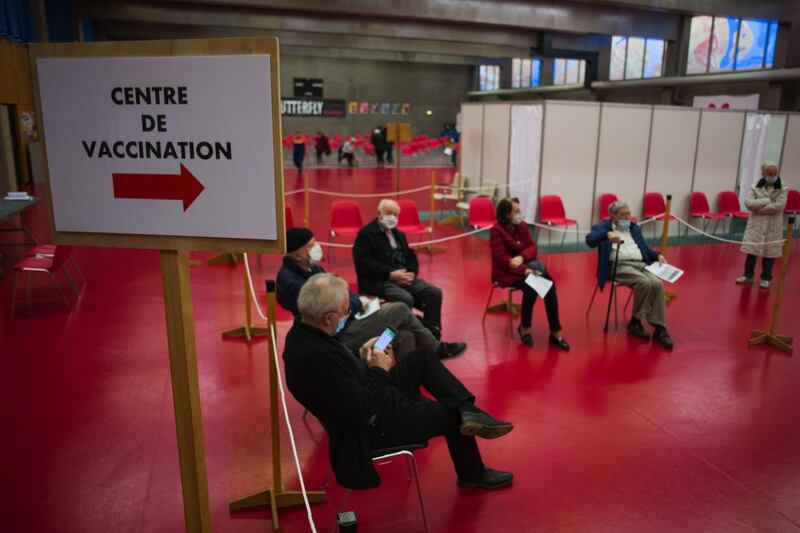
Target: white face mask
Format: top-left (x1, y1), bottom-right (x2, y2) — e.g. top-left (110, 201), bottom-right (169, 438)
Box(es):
top-left (309, 243), bottom-right (323, 264)
top-left (381, 214), bottom-right (398, 229)
top-left (512, 213), bottom-right (523, 225)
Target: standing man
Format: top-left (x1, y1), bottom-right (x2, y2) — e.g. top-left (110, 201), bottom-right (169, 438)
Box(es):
top-left (585, 200), bottom-right (674, 349)
top-left (353, 199), bottom-right (454, 342)
top-left (292, 131), bottom-right (307, 177)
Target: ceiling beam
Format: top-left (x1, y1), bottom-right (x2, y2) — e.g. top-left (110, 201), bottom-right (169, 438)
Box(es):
top-left (83, 0), bottom-right (540, 48)
top-left (146, 0), bottom-right (683, 40)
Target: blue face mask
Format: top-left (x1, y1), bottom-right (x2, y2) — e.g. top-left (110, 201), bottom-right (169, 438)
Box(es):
top-left (617, 219), bottom-right (631, 231)
top-left (333, 314), bottom-right (348, 335)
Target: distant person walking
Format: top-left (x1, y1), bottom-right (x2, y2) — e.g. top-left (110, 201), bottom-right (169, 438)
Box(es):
top-left (371, 127), bottom-right (387, 167)
top-left (339, 137), bottom-right (355, 167)
top-left (314, 132), bottom-right (330, 164)
top-left (292, 131), bottom-right (307, 176)
top-left (736, 161), bottom-right (788, 289)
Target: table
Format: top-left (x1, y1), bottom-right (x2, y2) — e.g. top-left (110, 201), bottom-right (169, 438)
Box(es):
top-left (0, 196), bottom-right (40, 246)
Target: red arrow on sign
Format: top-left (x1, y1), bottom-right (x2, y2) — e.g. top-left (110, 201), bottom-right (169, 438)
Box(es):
top-left (112, 163), bottom-right (205, 211)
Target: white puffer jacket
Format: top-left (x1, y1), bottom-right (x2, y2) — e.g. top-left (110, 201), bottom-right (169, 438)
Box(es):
top-left (741, 179), bottom-right (788, 258)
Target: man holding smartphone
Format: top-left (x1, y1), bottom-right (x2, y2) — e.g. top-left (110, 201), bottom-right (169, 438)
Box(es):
top-left (284, 273), bottom-right (514, 491)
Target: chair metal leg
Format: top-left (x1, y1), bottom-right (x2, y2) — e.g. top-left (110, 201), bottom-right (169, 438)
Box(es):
top-left (560, 227), bottom-right (567, 246)
top-left (68, 256), bottom-right (85, 285)
top-left (407, 454), bottom-right (430, 533)
top-left (481, 285), bottom-right (497, 324)
top-left (10, 270), bottom-right (19, 318)
top-left (63, 268), bottom-right (80, 296)
top-left (507, 288), bottom-right (514, 338)
top-left (48, 272), bottom-right (72, 310)
top-left (586, 284), bottom-right (599, 317)
top-left (547, 225), bottom-right (552, 247)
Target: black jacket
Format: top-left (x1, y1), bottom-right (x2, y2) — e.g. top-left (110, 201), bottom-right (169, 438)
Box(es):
top-left (283, 320), bottom-right (396, 489)
top-left (352, 218), bottom-right (419, 295)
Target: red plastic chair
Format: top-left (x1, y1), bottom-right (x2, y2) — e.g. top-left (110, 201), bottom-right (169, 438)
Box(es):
top-left (539, 195), bottom-right (579, 248)
top-left (468, 196), bottom-right (495, 230)
top-left (11, 245), bottom-right (81, 316)
top-left (25, 244), bottom-right (85, 286)
top-left (688, 192), bottom-right (726, 235)
top-left (397, 199), bottom-right (430, 239)
top-left (785, 189), bottom-right (800, 215)
top-left (598, 193), bottom-right (637, 223)
top-left (285, 205), bottom-right (295, 229)
top-left (718, 191), bottom-right (749, 219)
top-left (329, 200), bottom-right (363, 263)
top-left (642, 192), bottom-right (677, 238)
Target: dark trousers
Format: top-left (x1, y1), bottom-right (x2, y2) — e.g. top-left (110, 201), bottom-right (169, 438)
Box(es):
top-left (744, 254), bottom-right (776, 281)
top-left (512, 273), bottom-right (562, 332)
top-left (379, 278), bottom-right (442, 327)
top-left (376, 150), bottom-right (385, 166)
top-left (371, 347), bottom-right (484, 480)
top-left (315, 149), bottom-right (324, 164)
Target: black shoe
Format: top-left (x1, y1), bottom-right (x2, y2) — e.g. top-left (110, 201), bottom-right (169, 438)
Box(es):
top-left (627, 320), bottom-right (650, 340)
top-left (460, 410), bottom-right (513, 439)
top-left (517, 325), bottom-right (533, 346)
top-left (457, 468), bottom-right (514, 489)
top-left (653, 328), bottom-right (674, 350)
top-left (437, 342), bottom-right (467, 360)
top-left (549, 335), bottom-right (570, 351)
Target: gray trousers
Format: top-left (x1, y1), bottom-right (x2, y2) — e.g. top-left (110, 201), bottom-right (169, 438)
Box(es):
top-left (337, 301), bottom-right (439, 358)
top-left (613, 261), bottom-right (667, 327)
top-left (378, 278), bottom-right (443, 327)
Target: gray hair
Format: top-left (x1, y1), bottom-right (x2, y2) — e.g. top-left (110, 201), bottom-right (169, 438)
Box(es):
top-left (609, 200), bottom-right (629, 217)
top-left (297, 273), bottom-right (349, 322)
top-left (377, 198), bottom-right (400, 213)
top-left (761, 161), bottom-right (778, 172)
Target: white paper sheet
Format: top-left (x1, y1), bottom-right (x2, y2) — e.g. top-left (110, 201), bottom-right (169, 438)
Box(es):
top-left (524, 273), bottom-right (553, 298)
top-left (644, 262), bottom-right (684, 283)
top-left (354, 297), bottom-right (381, 320)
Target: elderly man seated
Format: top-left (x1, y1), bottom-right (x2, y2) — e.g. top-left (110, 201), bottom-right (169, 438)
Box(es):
top-left (277, 227), bottom-right (466, 359)
top-left (353, 198), bottom-right (450, 340)
top-left (585, 200), bottom-right (674, 349)
top-left (283, 273), bottom-right (514, 490)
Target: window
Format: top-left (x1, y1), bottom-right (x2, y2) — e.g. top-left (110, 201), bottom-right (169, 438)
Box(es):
top-left (553, 59), bottom-right (585, 85)
top-left (511, 58), bottom-right (542, 88)
top-left (686, 15), bottom-right (778, 74)
top-left (479, 65), bottom-right (500, 91)
top-left (610, 35), bottom-right (667, 80)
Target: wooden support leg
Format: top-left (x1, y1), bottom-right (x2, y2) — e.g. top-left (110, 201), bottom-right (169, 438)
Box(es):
top-left (160, 250), bottom-right (211, 532)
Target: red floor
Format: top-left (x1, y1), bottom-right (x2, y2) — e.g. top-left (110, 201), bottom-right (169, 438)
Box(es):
top-left (2, 168), bottom-right (800, 532)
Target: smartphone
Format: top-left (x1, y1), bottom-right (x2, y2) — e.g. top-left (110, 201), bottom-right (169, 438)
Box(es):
top-left (372, 326), bottom-right (398, 351)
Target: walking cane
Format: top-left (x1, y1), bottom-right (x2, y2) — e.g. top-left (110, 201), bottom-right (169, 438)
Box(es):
top-left (604, 240), bottom-right (622, 333)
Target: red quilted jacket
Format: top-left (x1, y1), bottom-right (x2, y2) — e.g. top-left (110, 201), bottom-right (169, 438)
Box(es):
top-left (489, 222), bottom-right (538, 287)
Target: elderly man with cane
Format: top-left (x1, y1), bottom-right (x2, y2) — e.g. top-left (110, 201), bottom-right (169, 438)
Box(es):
top-left (586, 200), bottom-right (674, 349)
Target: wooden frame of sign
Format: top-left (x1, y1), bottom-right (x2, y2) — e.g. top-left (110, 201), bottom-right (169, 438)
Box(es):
top-left (28, 38), bottom-right (304, 533)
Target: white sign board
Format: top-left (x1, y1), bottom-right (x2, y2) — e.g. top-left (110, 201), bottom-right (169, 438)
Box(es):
top-left (692, 94), bottom-right (760, 111)
top-left (37, 55), bottom-right (277, 240)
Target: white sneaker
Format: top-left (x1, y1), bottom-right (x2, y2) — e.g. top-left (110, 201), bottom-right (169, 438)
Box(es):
top-left (759, 280), bottom-right (771, 289)
top-left (735, 276), bottom-right (753, 285)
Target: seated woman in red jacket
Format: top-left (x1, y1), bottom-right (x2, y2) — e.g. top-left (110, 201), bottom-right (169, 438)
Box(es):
top-left (489, 198), bottom-right (569, 350)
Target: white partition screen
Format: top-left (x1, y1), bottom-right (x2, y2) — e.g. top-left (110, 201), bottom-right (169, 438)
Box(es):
top-left (481, 104), bottom-right (511, 192)
top-left (594, 104), bottom-right (652, 222)
top-left (509, 105), bottom-right (543, 223)
top-left (780, 114), bottom-right (800, 188)
top-left (693, 110), bottom-right (746, 211)
top-left (645, 107), bottom-right (700, 232)
top-left (459, 104), bottom-right (484, 188)
top-left (539, 101), bottom-right (601, 232)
